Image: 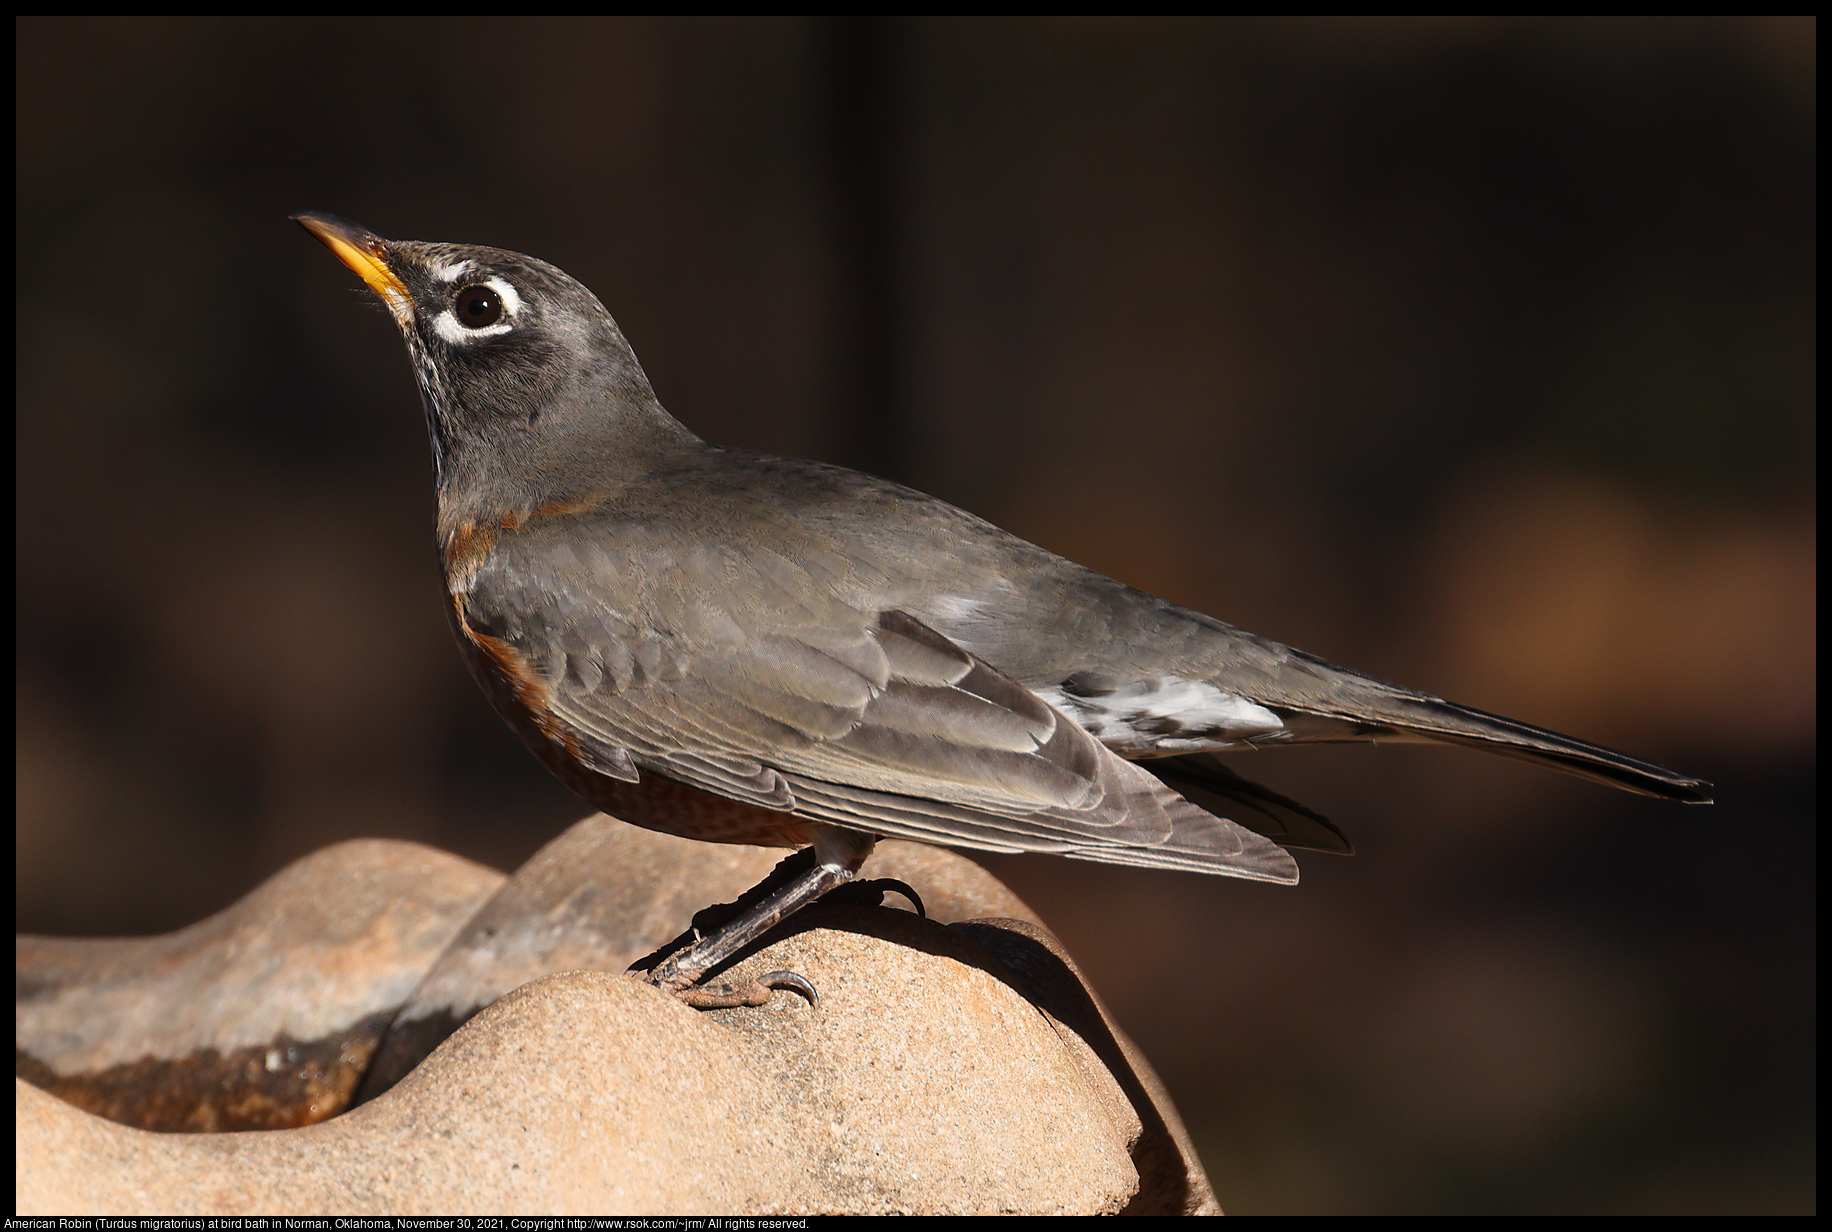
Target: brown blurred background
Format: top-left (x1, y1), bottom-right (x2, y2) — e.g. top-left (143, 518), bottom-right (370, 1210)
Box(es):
top-left (16, 17), bottom-right (1812, 1214)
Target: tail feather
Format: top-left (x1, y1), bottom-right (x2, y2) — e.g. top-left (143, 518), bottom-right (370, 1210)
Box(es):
top-left (1415, 703), bottom-right (1713, 802)
top-left (1277, 690), bottom-right (1714, 804)
top-left (1144, 754), bottom-right (1355, 854)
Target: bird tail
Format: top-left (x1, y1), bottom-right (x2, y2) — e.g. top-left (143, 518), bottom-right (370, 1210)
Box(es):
top-left (1375, 697), bottom-right (1714, 803)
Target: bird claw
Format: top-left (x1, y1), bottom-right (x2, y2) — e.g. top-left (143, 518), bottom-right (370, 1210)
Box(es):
top-left (637, 875), bottom-right (915, 1011)
top-left (829, 876), bottom-right (926, 919)
top-left (634, 966), bottom-right (819, 1011)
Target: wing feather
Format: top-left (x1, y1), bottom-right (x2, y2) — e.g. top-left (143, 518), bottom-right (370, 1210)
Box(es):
top-left (462, 547), bottom-right (1296, 882)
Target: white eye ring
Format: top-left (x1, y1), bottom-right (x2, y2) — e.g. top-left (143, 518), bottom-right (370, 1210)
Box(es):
top-left (432, 274), bottom-right (522, 343)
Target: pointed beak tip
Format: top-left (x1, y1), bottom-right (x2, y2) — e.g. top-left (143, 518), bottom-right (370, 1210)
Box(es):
top-left (295, 212), bottom-right (412, 320)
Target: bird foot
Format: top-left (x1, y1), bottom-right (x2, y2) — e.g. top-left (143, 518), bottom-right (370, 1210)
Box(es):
top-left (824, 876), bottom-right (926, 918)
top-left (626, 840), bottom-right (890, 1011)
top-left (635, 966), bottom-right (820, 1010)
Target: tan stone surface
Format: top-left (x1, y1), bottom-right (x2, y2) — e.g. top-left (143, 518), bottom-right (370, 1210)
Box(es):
top-left (17, 819), bottom-right (1220, 1214)
top-left (16, 840), bottom-right (503, 1130)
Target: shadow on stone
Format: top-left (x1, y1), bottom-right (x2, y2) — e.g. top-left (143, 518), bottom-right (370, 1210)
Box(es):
top-left (18, 815), bottom-right (1221, 1214)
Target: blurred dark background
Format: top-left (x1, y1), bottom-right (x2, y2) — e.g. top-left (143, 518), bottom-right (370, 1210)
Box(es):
top-left (17, 17), bottom-right (1813, 1214)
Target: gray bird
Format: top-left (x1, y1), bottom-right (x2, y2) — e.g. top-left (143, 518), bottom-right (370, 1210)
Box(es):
top-left (296, 213), bottom-right (1711, 1007)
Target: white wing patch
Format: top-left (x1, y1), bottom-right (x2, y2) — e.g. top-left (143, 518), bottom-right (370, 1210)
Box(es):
top-left (1038, 678), bottom-right (1285, 754)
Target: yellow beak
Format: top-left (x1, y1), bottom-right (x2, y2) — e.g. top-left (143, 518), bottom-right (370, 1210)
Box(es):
top-left (294, 212), bottom-right (412, 326)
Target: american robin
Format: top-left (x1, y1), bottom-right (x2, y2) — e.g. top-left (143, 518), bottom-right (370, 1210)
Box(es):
top-left (295, 212), bottom-right (1710, 1008)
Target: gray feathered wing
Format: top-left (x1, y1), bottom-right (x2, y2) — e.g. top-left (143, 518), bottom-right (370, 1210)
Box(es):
top-left (463, 542), bottom-right (1298, 884)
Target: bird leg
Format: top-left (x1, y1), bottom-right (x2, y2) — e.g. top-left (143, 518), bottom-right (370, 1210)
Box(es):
top-left (635, 827), bottom-right (878, 1009)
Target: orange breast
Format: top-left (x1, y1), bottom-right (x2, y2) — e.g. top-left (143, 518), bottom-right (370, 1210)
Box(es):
top-left (446, 591), bottom-right (812, 851)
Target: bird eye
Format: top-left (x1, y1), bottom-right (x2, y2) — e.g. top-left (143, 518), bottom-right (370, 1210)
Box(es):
top-left (454, 285), bottom-right (504, 328)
